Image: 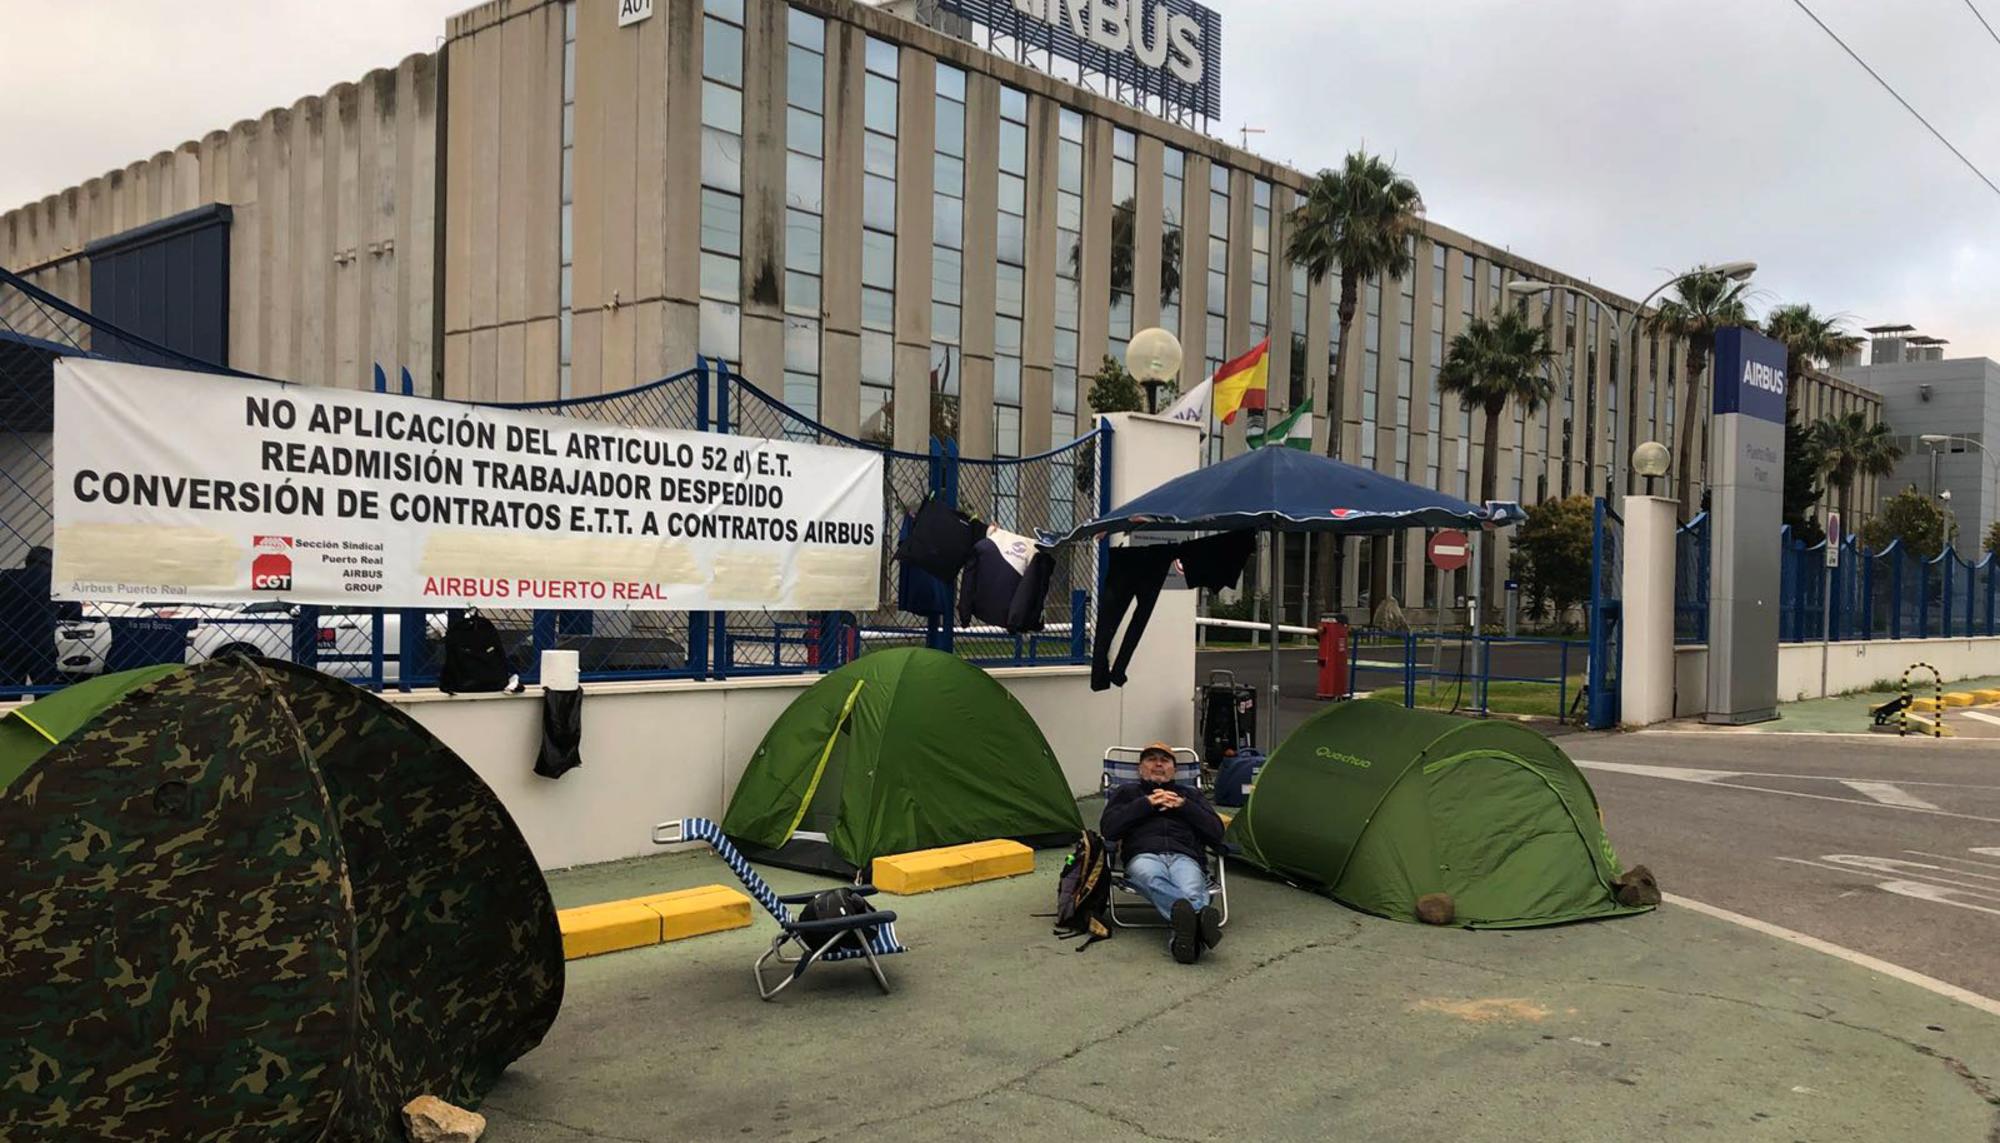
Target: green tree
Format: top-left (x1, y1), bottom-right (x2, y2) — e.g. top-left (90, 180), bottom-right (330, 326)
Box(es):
top-left (1986, 520), bottom-right (2000, 557)
top-left (1858, 486), bottom-right (1954, 559)
top-left (1644, 267), bottom-right (1754, 508)
top-left (1085, 354), bottom-right (1146, 414)
top-left (1435, 309), bottom-right (1556, 610)
top-left (1783, 410), bottom-right (1826, 545)
top-left (1812, 410), bottom-right (1902, 525)
top-left (1285, 149), bottom-right (1424, 611)
top-left (1762, 303), bottom-right (1863, 399)
top-left (1512, 495), bottom-right (1594, 624)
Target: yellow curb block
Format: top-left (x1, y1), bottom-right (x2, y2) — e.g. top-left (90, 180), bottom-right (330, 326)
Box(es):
top-left (1898, 714), bottom-right (1955, 737)
top-left (874, 839), bottom-right (1035, 894)
top-left (1943, 692), bottom-right (1976, 707)
top-left (558, 884), bottom-right (753, 960)
top-left (1910, 697), bottom-right (1942, 712)
top-left (1973, 689), bottom-right (2000, 704)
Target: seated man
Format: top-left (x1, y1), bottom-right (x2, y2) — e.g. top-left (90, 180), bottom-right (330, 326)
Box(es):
top-left (1098, 742), bottom-right (1226, 964)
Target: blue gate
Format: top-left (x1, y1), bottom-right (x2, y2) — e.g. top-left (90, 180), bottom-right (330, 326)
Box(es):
top-left (1586, 497), bottom-right (1621, 729)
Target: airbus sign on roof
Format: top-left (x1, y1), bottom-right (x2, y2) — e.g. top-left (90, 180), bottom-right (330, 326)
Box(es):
top-left (935, 0), bottom-right (1223, 125)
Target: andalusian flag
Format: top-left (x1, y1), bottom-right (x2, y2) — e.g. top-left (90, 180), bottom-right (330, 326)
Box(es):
top-left (1213, 338), bottom-right (1271, 425)
top-left (1247, 399), bottom-right (1313, 449)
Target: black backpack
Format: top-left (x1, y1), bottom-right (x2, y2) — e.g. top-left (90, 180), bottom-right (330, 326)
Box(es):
top-left (439, 610), bottom-right (514, 694)
top-left (1051, 831), bottom-right (1112, 949)
top-left (797, 887), bottom-right (879, 953)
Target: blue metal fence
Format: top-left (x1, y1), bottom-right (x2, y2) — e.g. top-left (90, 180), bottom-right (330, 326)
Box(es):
top-left (1674, 513), bottom-right (1710, 645)
top-left (1779, 530), bottom-right (1999, 643)
top-left (0, 267), bottom-right (1102, 694)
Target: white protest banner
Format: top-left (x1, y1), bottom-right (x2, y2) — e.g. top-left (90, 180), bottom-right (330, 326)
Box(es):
top-left (53, 359), bottom-right (884, 611)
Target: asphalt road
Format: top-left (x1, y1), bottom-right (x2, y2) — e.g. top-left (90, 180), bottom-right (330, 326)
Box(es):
top-left (1571, 728), bottom-right (2000, 1003)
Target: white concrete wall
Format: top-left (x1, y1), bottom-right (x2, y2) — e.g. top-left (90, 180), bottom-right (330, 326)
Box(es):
top-left (1099, 411), bottom-right (1203, 751)
top-left (1620, 495), bottom-right (1678, 728)
top-left (388, 665), bottom-right (1132, 870)
top-left (1673, 636), bottom-right (2000, 715)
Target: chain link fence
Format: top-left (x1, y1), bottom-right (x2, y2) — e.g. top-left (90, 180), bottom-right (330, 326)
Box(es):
top-left (0, 268), bottom-right (1103, 694)
top-left (1673, 513), bottom-right (1709, 645)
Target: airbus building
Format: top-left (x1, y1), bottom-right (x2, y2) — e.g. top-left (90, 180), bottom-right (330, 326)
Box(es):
top-left (0, 0), bottom-right (1879, 619)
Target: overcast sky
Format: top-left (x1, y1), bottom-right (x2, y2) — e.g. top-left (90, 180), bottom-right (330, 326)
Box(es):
top-left (6, 0), bottom-right (1997, 360)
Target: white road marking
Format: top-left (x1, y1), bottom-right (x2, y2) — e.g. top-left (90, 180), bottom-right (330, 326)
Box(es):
top-left (1838, 781), bottom-right (1940, 810)
top-left (1974, 847), bottom-right (2000, 858)
top-left (1776, 855), bottom-right (2000, 896)
top-left (1960, 710), bottom-right (2000, 728)
top-left (1875, 879), bottom-right (2000, 918)
top-left (1908, 850), bottom-right (2000, 873)
top-left (1664, 892), bottom-right (2000, 1019)
top-left (1575, 760), bottom-right (2000, 825)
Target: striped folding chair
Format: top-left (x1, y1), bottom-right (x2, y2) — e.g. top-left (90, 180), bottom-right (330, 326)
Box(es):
top-left (652, 817), bottom-right (907, 1000)
top-left (1098, 747), bottom-right (1229, 930)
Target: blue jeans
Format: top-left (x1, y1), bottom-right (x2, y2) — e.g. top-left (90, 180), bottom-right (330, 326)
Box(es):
top-left (1124, 851), bottom-right (1210, 920)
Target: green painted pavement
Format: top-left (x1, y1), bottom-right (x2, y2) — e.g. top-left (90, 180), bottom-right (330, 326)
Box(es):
top-left (1759, 674), bottom-right (2000, 734)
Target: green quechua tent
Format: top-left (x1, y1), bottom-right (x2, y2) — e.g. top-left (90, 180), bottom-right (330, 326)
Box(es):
top-left (1225, 702), bottom-right (1650, 928)
top-left (0, 658), bottom-right (564, 1140)
top-left (723, 647), bottom-right (1083, 876)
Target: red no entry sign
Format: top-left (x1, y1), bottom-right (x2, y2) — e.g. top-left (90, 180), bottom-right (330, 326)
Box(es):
top-left (1428, 529), bottom-right (1470, 571)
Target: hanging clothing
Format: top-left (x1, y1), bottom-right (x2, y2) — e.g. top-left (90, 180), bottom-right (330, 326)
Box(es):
top-left (1176, 532), bottom-right (1256, 592)
top-left (1093, 544), bottom-right (1177, 691)
top-left (895, 497), bottom-right (984, 580)
top-left (959, 526), bottom-right (1055, 633)
top-left (894, 514), bottom-right (954, 618)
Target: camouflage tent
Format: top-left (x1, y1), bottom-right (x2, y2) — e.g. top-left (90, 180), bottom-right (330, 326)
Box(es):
top-left (0, 658), bottom-right (564, 1140)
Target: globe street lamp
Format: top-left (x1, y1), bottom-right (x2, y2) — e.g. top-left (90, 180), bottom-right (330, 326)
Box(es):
top-left (1632, 440), bottom-right (1670, 497)
top-left (1508, 262), bottom-right (1755, 499)
top-left (1125, 327), bottom-right (1183, 414)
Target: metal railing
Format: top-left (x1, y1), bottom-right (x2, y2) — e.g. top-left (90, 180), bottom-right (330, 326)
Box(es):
top-left (0, 267), bottom-right (1104, 694)
top-left (1779, 528), bottom-right (1999, 643)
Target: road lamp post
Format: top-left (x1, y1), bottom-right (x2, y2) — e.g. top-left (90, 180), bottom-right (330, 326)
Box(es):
top-left (1509, 262), bottom-right (1755, 506)
top-left (1124, 327), bottom-right (1183, 415)
top-left (1920, 433), bottom-right (2000, 546)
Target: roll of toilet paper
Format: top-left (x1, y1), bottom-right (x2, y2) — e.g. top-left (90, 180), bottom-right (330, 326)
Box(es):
top-left (540, 649), bottom-right (581, 691)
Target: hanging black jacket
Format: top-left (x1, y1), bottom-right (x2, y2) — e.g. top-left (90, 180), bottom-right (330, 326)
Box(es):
top-left (958, 528), bottom-right (1054, 632)
top-left (1098, 780), bottom-right (1226, 863)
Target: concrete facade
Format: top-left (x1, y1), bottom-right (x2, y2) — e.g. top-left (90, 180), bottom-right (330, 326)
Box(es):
top-left (0, 0), bottom-right (1888, 615)
top-left (0, 56), bottom-right (441, 392)
top-left (1835, 357), bottom-right (2000, 546)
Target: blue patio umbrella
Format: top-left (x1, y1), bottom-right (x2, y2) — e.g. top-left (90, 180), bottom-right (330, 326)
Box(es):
top-left (1049, 445), bottom-right (1525, 743)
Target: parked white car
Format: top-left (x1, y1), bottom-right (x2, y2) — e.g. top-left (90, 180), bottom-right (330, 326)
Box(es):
top-left (53, 602), bottom-right (446, 683)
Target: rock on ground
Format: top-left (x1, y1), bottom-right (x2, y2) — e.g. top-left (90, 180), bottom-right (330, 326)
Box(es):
top-left (403, 1095), bottom-right (487, 1143)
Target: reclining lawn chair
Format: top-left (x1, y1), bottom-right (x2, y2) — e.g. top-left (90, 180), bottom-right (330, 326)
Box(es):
top-left (1098, 746), bottom-right (1229, 930)
top-left (652, 817), bottom-right (906, 1000)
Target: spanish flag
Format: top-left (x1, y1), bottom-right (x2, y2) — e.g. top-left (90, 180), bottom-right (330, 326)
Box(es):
top-left (1214, 338), bottom-right (1270, 425)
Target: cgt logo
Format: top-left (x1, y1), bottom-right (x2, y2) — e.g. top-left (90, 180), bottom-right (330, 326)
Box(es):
top-left (1743, 359), bottom-right (1786, 397)
top-left (251, 535), bottom-right (293, 592)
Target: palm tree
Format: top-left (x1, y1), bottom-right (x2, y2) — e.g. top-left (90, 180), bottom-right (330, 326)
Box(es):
top-left (1812, 410), bottom-right (1903, 525)
top-left (1762, 303), bottom-right (1863, 398)
top-left (1436, 309), bottom-right (1557, 612)
top-left (1644, 267), bottom-right (1754, 509)
top-left (1286, 150), bottom-right (1424, 610)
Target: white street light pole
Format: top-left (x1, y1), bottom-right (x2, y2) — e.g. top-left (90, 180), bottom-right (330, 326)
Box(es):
top-left (1509, 262), bottom-right (1754, 505)
top-left (1920, 433), bottom-right (2000, 546)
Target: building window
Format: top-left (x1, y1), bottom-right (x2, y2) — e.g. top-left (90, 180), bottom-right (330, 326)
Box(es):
top-left (1427, 244), bottom-right (1445, 490)
top-left (1561, 295), bottom-right (1577, 498)
top-left (859, 37), bottom-right (898, 441)
top-left (932, 63), bottom-right (966, 444)
top-left (558, 2), bottom-right (577, 397)
top-left (1288, 263), bottom-right (1308, 407)
top-left (1160, 146), bottom-right (1184, 342)
top-left (1361, 276), bottom-right (1380, 469)
top-left (1395, 237), bottom-right (1415, 481)
top-left (1249, 179), bottom-right (1271, 344)
top-left (699, 0), bottom-right (746, 364)
top-left (1324, 255), bottom-right (1344, 460)
top-left (1107, 127), bottom-right (1136, 362)
top-left (783, 9), bottom-right (826, 425)
top-left (1054, 106), bottom-right (1083, 446)
top-left (994, 84), bottom-right (1028, 457)
top-left (1459, 257), bottom-right (1474, 500)
top-left (1205, 163), bottom-right (1230, 464)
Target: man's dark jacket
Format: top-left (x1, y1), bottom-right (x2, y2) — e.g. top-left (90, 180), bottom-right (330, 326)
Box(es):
top-left (1098, 780), bottom-right (1225, 862)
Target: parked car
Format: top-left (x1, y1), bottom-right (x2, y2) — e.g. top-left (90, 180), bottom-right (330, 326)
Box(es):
top-left (54, 602), bottom-right (450, 684)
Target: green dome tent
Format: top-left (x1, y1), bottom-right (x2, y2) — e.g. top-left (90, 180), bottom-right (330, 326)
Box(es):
top-left (1225, 702), bottom-right (1649, 928)
top-left (0, 658), bottom-right (563, 1140)
top-left (723, 647), bottom-right (1083, 876)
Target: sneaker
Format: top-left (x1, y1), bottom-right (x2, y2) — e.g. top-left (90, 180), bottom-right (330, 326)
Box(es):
top-left (1198, 904), bottom-right (1223, 950)
top-left (1169, 899), bottom-right (1201, 964)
